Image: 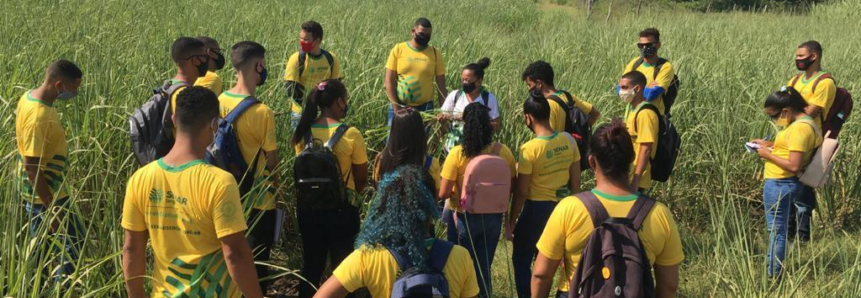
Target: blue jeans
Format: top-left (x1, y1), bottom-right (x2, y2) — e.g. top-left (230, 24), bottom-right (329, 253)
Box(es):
top-left (290, 110), bottom-right (302, 132)
top-left (387, 101), bottom-right (434, 126)
top-left (763, 177), bottom-right (802, 277)
top-left (444, 211), bottom-right (503, 298)
top-left (789, 185), bottom-right (816, 242)
top-left (512, 200), bottom-right (559, 298)
top-left (25, 198), bottom-right (83, 286)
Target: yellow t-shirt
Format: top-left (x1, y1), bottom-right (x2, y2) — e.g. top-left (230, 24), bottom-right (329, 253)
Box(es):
top-left (294, 123), bottom-right (369, 191)
top-left (121, 159), bottom-right (248, 298)
top-left (536, 190), bottom-right (685, 293)
top-left (195, 71), bottom-right (223, 95)
top-left (168, 80), bottom-right (189, 115)
top-left (218, 92), bottom-right (279, 210)
top-left (518, 132), bottom-right (580, 202)
top-left (764, 118), bottom-right (822, 179)
top-left (385, 42), bottom-right (445, 106)
top-left (373, 155), bottom-right (441, 192)
top-left (15, 92), bottom-right (69, 204)
top-left (332, 244), bottom-right (480, 298)
top-left (440, 143), bottom-right (517, 211)
top-left (283, 51), bottom-right (344, 114)
top-left (625, 103), bottom-right (659, 190)
top-left (787, 72), bottom-right (837, 129)
top-left (547, 91), bottom-right (594, 133)
top-left (624, 58), bottom-right (675, 115)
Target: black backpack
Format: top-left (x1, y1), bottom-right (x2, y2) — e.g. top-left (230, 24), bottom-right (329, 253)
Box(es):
top-left (632, 58), bottom-right (680, 117)
top-left (298, 49), bottom-right (335, 78)
top-left (293, 124), bottom-right (351, 210)
top-left (547, 91), bottom-right (592, 172)
top-left (129, 81), bottom-right (187, 166)
top-left (633, 104), bottom-right (681, 182)
top-left (569, 191), bottom-right (656, 298)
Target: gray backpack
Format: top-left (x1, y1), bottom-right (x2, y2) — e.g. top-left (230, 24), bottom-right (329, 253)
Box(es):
top-left (129, 81), bottom-right (186, 166)
top-left (569, 192), bottom-right (656, 298)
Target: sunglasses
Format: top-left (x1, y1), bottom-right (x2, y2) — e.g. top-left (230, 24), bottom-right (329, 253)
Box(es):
top-left (637, 42), bottom-right (655, 49)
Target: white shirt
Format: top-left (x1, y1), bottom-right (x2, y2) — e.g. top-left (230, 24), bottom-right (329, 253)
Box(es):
top-left (441, 89), bottom-right (500, 120)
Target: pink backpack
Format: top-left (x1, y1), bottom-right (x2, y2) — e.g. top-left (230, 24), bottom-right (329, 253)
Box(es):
top-left (459, 143), bottom-right (512, 214)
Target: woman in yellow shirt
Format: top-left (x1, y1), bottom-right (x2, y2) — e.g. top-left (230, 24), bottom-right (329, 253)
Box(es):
top-left (751, 87), bottom-right (821, 277)
top-left (531, 119), bottom-right (683, 298)
top-left (291, 79), bottom-right (369, 298)
top-left (314, 165), bottom-right (479, 298)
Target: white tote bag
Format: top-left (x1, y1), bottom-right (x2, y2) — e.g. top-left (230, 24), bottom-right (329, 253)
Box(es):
top-left (800, 130), bottom-right (840, 189)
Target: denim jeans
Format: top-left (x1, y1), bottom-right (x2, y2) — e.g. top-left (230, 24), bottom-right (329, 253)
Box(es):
top-left (789, 185), bottom-right (816, 242)
top-left (444, 211), bottom-right (503, 298)
top-left (290, 110), bottom-right (302, 132)
top-left (512, 200), bottom-right (559, 298)
top-left (387, 101), bottom-right (434, 126)
top-left (763, 177), bottom-right (802, 277)
top-left (297, 205), bottom-right (360, 298)
top-left (25, 198), bottom-right (83, 288)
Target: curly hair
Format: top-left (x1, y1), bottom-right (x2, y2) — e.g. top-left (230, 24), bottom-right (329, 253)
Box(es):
top-left (355, 165), bottom-right (438, 270)
top-left (462, 102), bottom-right (493, 159)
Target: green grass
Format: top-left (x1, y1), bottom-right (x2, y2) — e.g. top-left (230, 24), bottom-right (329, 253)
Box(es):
top-left (1, 0), bottom-right (860, 297)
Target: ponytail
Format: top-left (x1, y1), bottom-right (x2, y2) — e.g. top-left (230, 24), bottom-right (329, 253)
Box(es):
top-left (589, 119), bottom-right (635, 185)
top-left (291, 79), bottom-right (347, 145)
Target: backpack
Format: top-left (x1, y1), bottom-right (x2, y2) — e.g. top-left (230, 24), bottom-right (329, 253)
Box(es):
top-left (632, 58), bottom-right (681, 117)
top-left (547, 91), bottom-right (592, 172)
top-left (793, 118), bottom-right (838, 189)
top-left (568, 191), bottom-right (657, 298)
top-left (389, 240), bottom-right (454, 298)
top-left (459, 142), bottom-right (511, 214)
top-left (454, 89), bottom-right (490, 107)
top-left (790, 73), bottom-right (853, 139)
top-left (205, 97), bottom-right (261, 195)
top-left (129, 80), bottom-right (187, 166)
top-left (633, 104), bottom-right (681, 182)
top-left (298, 49), bottom-right (335, 78)
top-left (293, 124), bottom-right (351, 210)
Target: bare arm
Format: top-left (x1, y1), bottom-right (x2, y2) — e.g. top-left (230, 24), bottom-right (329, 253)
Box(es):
top-left (123, 230), bottom-right (149, 298)
top-left (758, 149), bottom-right (806, 173)
top-left (24, 156), bottom-right (54, 207)
top-left (435, 75), bottom-right (448, 106)
top-left (352, 163), bottom-right (369, 194)
top-left (568, 160), bottom-right (581, 194)
top-left (265, 150), bottom-right (281, 195)
top-left (631, 143), bottom-right (653, 191)
top-left (531, 253), bottom-right (562, 298)
top-left (313, 276), bottom-right (350, 298)
top-left (439, 178), bottom-right (455, 202)
top-left (588, 107), bottom-right (601, 126)
top-left (507, 173), bottom-right (531, 240)
top-left (490, 118), bottom-right (500, 131)
top-left (805, 105), bottom-right (823, 120)
top-left (384, 69), bottom-right (400, 109)
top-left (221, 232), bottom-right (264, 298)
top-left (654, 264), bottom-right (680, 298)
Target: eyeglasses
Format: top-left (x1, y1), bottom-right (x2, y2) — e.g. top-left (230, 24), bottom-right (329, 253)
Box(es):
top-left (187, 54), bottom-right (210, 63)
top-left (768, 112), bottom-right (781, 120)
top-left (637, 42), bottom-right (655, 49)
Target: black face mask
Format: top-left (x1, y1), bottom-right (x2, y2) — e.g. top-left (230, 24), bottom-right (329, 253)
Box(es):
top-left (414, 33), bottom-right (431, 46)
top-left (196, 58), bottom-right (209, 77)
top-left (462, 82), bottom-right (477, 93)
top-left (213, 52), bottom-right (226, 70)
top-left (640, 45), bottom-right (658, 58)
top-left (796, 56), bottom-right (815, 71)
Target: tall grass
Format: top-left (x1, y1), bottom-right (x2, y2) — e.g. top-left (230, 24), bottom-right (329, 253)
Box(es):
top-left (1, 0), bottom-right (859, 297)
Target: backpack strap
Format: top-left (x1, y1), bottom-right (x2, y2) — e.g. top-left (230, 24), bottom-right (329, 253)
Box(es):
top-left (298, 51), bottom-right (307, 77)
top-left (480, 90), bottom-right (490, 106)
top-left (632, 57), bottom-right (645, 72)
top-left (429, 240), bottom-right (454, 272)
top-left (652, 58), bottom-right (667, 80)
top-left (325, 124), bottom-right (351, 150)
top-left (454, 90), bottom-right (464, 107)
top-left (576, 191), bottom-right (610, 228)
top-left (424, 155), bottom-right (434, 170)
top-left (626, 195), bottom-right (657, 230)
top-left (633, 103), bottom-right (662, 132)
top-left (224, 97), bottom-right (261, 124)
top-left (812, 73), bottom-right (834, 94)
top-left (321, 49), bottom-right (335, 77)
top-left (790, 74), bottom-right (802, 89)
top-left (388, 248), bottom-right (413, 272)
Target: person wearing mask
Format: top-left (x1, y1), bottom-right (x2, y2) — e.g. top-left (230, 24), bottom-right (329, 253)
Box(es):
top-left (219, 41), bottom-right (280, 291)
top-left (438, 103), bottom-right (516, 297)
top-left (440, 58), bottom-right (501, 154)
top-left (620, 71), bottom-right (659, 193)
top-left (508, 91), bottom-right (581, 298)
top-left (194, 36), bottom-right (226, 94)
top-left (284, 21), bottom-right (344, 130)
top-left (373, 108), bottom-right (441, 192)
top-left (750, 87), bottom-right (822, 277)
top-left (122, 86), bottom-right (263, 298)
top-left (169, 37), bottom-right (210, 114)
top-left (313, 165), bottom-right (479, 298)
top-left (16, 59), bottom-right (84, 290)
top-left (292, 79), bottom-right (368, 298)
top-left (531, 119), bottom-right (684, 298)
top-left (384, 17), bottom-right (447, 125)
top-left (622, 28), bottom-right (676, 116)
top-left (522, 61), bottom-right (600, 133)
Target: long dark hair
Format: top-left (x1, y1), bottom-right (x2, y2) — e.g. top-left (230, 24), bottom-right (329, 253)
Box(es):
top-left (462, 102), bottom-right (493, 158)
top-left (764, 87), bottom-right (807, 113)
top-left (377, 108), bottom-right (428, 177)
top-left (291, 79), bottom-right (347, 146)
top-left (589, 119), bottom-right (635, 185)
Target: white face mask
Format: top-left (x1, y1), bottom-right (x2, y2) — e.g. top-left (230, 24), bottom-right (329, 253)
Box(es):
top-left (619, 89), bottom-right (636, 103)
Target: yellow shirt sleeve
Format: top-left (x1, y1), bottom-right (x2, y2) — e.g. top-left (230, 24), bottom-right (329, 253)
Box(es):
top-left (536, 199), bottom-right (571, 260)
top-left (19, 119), bottom-right (50, 157)
top-left (194, 71), bottom-right (222, 95)
top-left (347, 127), bottom-right (369, 165)
top-left (332, 250), bottom-right (367, 292)
top-left (121, 174), bottom-right (147, 231)
top-left (654, 62), bottom-right (675, 90)
top-left (211, 181), bottom-right (248, 238)
top-left (500, 145), bottom-right (518, 177)
top-left (385, 45), bottom-right (399, 72)
top-left (262, 107), bottom-right (278, 152)
top-left (623, 58), bottom-right (637, 74)
top-left (440, 146), bottom-right (461, 181)
top-left (518, 144), bottom-right (535, 175)
top-left (636, 109), bottom-right (659, 145)
top-left (448, 246), bottom-right (480, 297)
top-left (809, 78), bottom-right (837, 111)
top-left (652, 204), bottom-right (685, 266)
top-left (283, 52), bottom-right (301, 82)
top-left (331, 53), bottom-right (344, 79)
top-left (430, 157), bottom-right (442, 191)
top-left (434, 47), bottom-right (445, 76)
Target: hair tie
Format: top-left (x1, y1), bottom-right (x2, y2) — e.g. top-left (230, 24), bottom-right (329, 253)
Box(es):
top-left (317, 81), bottom-right (329, 91)
top-left (780, 85), bottom-right (788, 92)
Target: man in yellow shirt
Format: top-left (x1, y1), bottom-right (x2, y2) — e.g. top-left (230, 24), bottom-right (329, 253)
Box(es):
top-left (508, 94), bottom-right (581, 298)
top-left (122, 86), bottom-right (263, 298)
top-left (220, 41), bottom-right (280, 291)
top-left (384, 17), bottom-right (448, 125)
top-left (16, 59), bottom-right (83, 287)
top-left (621, 71), bottom-right (659, 192)
top-left (169, 37), bottom-right (209, 114)
top-left (622, 28), bottom-right (676, 116)
top-left (284, 21), bottom-right (344, 130)
top-left (194, 36), bottom-right (226, 94)
top-left (786, 40), bottom-right (836, 133)
top-left (521, 61), bottom-right (600, 133)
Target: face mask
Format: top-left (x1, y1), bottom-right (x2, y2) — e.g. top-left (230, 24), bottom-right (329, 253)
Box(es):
top-left (414, 33), bottom-right (431, 46)
top-left (770, 111), bottom-right (790, 127)
top-left (195, 58), bottom-right (209, 77)
top-left (619, 89), bottom-right (636, 103)
top-left (213, 52), bottom-right (226, 70)
top-left (796, 56), bottom-right (814, 71)
top-left (640, 45), bottom-right (658, 58)
top-left (462, 82), bottom-right (477, 93)
top-left (257, 66), bottom-right (268, 86)
top-left (57, 85), bottom-right (77, 100)
top-left (300, 40), bottom-right (315, 53)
